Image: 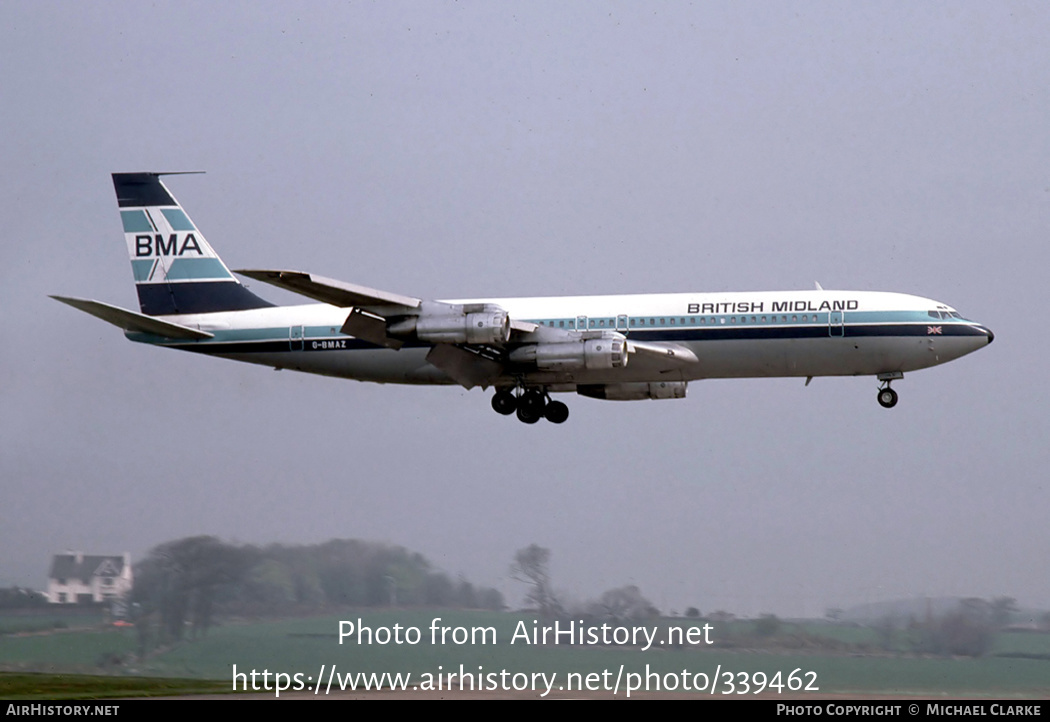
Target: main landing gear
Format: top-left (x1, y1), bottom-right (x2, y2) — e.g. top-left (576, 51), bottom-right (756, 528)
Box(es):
top-left (876, 372), bottom-right (902, 409)
top-left (491, 388), bottom-right (569, 424)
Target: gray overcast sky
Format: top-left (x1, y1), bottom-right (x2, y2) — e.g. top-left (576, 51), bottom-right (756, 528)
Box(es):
top-left (1, 1), bottom-right (1047, 617)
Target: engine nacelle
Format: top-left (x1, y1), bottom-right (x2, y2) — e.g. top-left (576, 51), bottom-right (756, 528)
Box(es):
top-left (401, 306), bottom-right (512, 346)
top-left (509, 334), bottom-right (628, 371)
top-left (577, 381), bottom-right (687, 401)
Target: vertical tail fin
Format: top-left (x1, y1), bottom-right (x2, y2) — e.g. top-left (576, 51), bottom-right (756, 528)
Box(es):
top-left (114, 172), bottom-right (273, 315)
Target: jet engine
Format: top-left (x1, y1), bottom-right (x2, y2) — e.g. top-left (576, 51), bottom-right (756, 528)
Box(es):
top-left (388, 302), bottom-right (511, 345)
top-left (509, 333), bottom-right (628, 371)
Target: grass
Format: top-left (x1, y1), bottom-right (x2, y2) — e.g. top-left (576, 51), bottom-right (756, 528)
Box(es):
top-left (1, 610), bottom-right (1048, 697)
top-left (0, 672), bottom-right (230, 700)
top-left (0, 609), bottom-right (106, 636)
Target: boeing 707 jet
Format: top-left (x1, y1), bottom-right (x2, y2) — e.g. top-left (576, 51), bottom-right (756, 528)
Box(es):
top-left (53, 173), bottom-right (994, 424)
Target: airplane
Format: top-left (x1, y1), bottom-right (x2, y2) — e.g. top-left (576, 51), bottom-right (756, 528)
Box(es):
top-left (52, 172), bottom-right (994, 424)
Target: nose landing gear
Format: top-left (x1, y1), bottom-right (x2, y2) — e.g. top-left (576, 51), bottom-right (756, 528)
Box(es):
top-left (877, 386), bottom-right (898, 408)
top-left (876, 372), bottom-right (903, 409)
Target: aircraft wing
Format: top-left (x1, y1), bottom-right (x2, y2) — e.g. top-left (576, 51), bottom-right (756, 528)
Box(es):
top-left (236, 269), bottom-right (422, 311)
top-left (238, 267), bottom-right (530, 358)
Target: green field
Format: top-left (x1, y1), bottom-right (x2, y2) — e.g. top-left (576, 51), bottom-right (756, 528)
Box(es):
top-left (0, 673), bottom-right (229, 700)
top-left (2, 610), bottom-right (1048, 698)
top-left (0, 609), bottom-right (105, 636)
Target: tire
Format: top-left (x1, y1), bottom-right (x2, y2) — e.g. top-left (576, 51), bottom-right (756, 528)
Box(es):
top-left (878, 387), bottom-right (898, 408)
top-left (520, 390), bottom-right (547, 416)
top-left (491, 390), bottom-right (517, 415)
top-left (516, 405), bottom-right (540, 424)
top-left (544, 400), bottom-right (569, 424)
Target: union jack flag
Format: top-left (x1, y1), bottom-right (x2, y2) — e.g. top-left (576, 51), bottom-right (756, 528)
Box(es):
top-left (927, 326), bottom-right (943, 335)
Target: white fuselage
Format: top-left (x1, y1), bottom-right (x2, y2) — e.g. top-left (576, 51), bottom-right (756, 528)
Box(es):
top-left (134, 289), bottom-right (993, 392)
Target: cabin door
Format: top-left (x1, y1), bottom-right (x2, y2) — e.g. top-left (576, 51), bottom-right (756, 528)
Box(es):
top-left (828, 310), bottom-right (845, 337)
top-left (290, 325), bottom-right (305, 350)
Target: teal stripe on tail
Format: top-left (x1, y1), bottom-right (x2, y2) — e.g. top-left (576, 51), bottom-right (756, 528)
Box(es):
top-left (113, 173), bottom-right (273, 315)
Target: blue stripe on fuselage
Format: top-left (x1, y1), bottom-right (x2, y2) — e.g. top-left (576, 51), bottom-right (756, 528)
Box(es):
top-left (136, 318), bottom-right (989, 354)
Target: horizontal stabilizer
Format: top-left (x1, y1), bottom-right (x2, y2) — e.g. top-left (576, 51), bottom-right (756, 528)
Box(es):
top-left (236, 269), bottom-right (421, 310)
top-left (50, 296), bottom-right (214, 340)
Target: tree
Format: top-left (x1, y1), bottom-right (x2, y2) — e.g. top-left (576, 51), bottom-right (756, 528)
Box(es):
top-left (754, 613), bottom-right (781, 638)
top-left (911, 611), bottom-right (994, 657)
top-left (0, 587), bottom-right (47, 609)
top-left (133, 536), bottom-right (257, 642)
top-left (592, 585), bottom-right (659, 621)
top-left (510, 544), bottom-right (560, 616)
top-left (476, 587), bottom-right (505, 611)
top-left (990, 597), bottom-right (1018, 629)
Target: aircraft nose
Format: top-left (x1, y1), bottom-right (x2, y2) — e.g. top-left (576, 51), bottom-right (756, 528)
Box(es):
top-left (980, 326), bottom-right (993, 344)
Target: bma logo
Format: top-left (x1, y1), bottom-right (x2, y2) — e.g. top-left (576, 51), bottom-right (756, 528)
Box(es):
top-left (135, 234), bottom-right (204, 257)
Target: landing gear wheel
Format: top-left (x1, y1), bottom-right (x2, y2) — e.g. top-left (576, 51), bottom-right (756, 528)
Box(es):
top-left (516, 405), bottom-right (540, 424)
top-left (491, 390), bottom-right (517, 415)
top-left (878, 387), bottom-right (898, 408)
top-left (520, 389), bottom-right (547, 416)
top-left (544, 400), bottom-right (569, 424)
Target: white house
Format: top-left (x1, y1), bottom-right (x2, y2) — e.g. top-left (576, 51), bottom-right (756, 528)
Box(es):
top-left (47, 551), bottom-right (133, 604)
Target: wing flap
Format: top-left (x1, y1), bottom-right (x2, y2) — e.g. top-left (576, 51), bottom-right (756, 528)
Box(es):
top-left (425, 345), bottom-right (503, 389)
top-left (51, 296), bottom-right (214, 340)
top-left (340, 307), bottom-right (404, 349)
